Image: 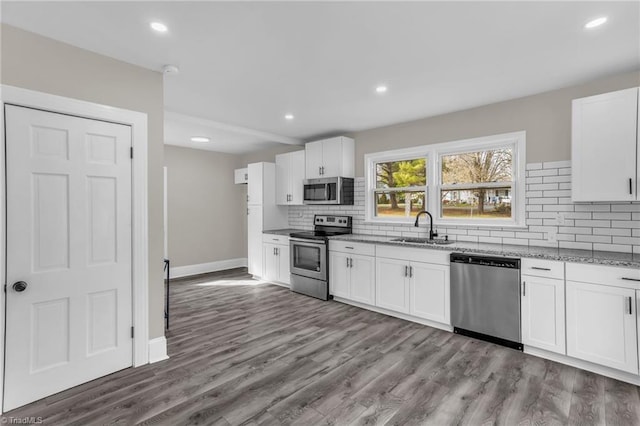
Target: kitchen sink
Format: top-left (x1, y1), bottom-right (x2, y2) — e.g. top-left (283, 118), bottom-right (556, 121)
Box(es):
top-left (390, 237), bottom-right (454, 245)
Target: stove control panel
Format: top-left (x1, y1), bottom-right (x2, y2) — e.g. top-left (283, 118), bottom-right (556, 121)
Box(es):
top-left (314, 215), bottom-right (352, 227)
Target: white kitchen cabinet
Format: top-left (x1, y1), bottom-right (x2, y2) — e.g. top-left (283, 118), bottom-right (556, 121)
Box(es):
top-left (572, 87), bottom-right (639, 202)
top-left (263, 241), bottom-right (290, 285)
top-left (376, 257), bottom-right (410, 313)
top-left (329, 242), bottom-right (375, 305)
top-left (566, 280), bottom-right (638, 374)
top-left (247, 205), bottom-right (263, 276)
top-left (305, 136), bottom-right (355, 179)
top-left (246, 162), bottom-right (288, 278)
top-left (329, 251), bottom-right (351, 299)
top-left (409, 262), bottom-right (450, 324)
top-left (234, 168), bottom-right (248, 184)
top-left (276, 150), bottom-right (305, 205)
top-left (375, 246), bottom-right (451, 325)
top-left (521, 275), bottom-right (566, 355)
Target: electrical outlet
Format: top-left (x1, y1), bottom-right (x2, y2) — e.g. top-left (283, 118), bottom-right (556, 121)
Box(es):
top-left (547, 231), bottom-right (557, 243)
top-left (556, 212), bottom-right (565, 225)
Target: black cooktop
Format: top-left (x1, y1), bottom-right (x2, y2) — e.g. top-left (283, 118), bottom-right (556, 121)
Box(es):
top-left (290, 230), bottom-right (350, 241)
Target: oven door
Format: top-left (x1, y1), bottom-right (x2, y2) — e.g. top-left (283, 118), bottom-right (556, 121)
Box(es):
top-left (290, 238), bottom-right (327, 281)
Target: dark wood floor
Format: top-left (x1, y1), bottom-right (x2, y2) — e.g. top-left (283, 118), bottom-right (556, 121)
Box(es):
top-left (6, 268), bottom-right (640, 425)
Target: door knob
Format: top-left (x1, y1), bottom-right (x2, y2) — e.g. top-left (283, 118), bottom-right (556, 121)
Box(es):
top-left (12, 281), bottom-right (27, 292)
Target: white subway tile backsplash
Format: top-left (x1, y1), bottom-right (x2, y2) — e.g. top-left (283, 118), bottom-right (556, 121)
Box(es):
top-left (528, 169), bottom-right (558, 177)
top-left (543, 160), bottom-right (571, 169)
top-left (286, 165), bottom-right (637, 254)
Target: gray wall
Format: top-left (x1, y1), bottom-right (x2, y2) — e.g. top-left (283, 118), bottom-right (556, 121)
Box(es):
top-left (1, 24), bottom-right (166, 339)
top-left (164, 146), bottom-right (246, 267)
top-left (353, 70), bottom-right (640, 176)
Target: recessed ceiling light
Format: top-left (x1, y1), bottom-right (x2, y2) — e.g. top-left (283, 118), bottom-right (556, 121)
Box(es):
top-left (376, 85), bottom-right (388, 94)
top-left (584, 17), bottom-right (607, 29)
top-left (285, 114), bottom-right (294, 120)
top-left (190, 136), bottom-right (210, 143)
top-left (150, 22), bottom-right (168, 33)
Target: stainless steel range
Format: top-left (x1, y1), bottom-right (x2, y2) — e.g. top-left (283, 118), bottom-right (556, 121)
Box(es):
top-left (289, 215), bottom-right (352, 300)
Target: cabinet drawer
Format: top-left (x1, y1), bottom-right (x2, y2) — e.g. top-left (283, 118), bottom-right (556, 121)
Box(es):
top-left (566, 262), bottom-right (640, 289)
top-left (521, 258), bottom-right (564, 280)
top-left (329, 240), bottom-right (375, 256)
top-left (263, 234), bottom-right (289, 245)
top-left (376, 244), bottom-right (450, 265)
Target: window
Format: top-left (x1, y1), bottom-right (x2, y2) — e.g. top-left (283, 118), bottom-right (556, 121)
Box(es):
top-left (365, 132), bottom-right (526, 227)
top-left (373, 158), bottom-right (426, 219)
top-left (439, 147), bottom-right (513, 220)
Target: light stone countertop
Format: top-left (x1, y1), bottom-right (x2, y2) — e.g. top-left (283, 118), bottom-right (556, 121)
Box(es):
top-left (328, 234), bottom-right (640, 269)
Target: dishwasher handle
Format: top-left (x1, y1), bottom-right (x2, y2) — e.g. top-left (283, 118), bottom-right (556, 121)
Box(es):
top-left (450, 253), bottom-right (520, 269)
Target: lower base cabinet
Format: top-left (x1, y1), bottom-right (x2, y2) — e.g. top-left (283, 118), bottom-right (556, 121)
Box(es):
top-left (263, 242), bottom-right (290, 285)
top-left (329, 250), bottom-right (375, 305)
top-left (521, 275), bottom-right (566, 355)
top-left (566, 280), bottom-right (638, 374)
top-left (375, 256), bottom-right (450, 324)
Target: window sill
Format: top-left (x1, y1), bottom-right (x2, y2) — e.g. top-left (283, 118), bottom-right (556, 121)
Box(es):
top-left (363, 219), bottom-right (527, 230)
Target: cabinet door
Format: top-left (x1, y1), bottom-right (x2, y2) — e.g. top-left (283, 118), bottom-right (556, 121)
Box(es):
top-left (277, 244), bottom-right (290, 285)
top-left (375, 257), bottom-right (409, 314)
top-left (275, 154), bottom-right (289, 205)
top-left (566, 281), bottom-right (638, 373)
top-left (247, 205), bottom-right (263, 276)
top-left (329, 251), bottom-right (350, 299)
top-left (289, 150), bottom-right (306, 205)
top-left (320, 137), bottom-right (343, 177)
top-left (521, 275), bottom-right (565, 354)
top-left (350, 254), bottom-right (375, 306)
top-left (305, 141), bottom-right (323, 179)
top-left (247, 163), bottom-right (263, 205)
top-left (409, 262), bottom-right (450, 324)
top-left (234, 168), bottom-right (248, 184)
top-left (572, 88), bottom-right (638, 202)
top-left (262, 243), bottom-right (278, 282)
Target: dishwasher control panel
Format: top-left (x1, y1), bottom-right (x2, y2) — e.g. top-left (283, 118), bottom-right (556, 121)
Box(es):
top-left (450, 253), bottom-right (520, 269)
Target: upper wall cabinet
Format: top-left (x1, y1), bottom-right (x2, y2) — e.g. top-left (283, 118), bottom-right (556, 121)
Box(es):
top-left (276, 150), bottom-right (305, 205)
top-left (305, 136), bottom-right (355, 179)
top-left (234, 168), bottom-right (248, 184)
top-left (572, 87), bottom-right (639, 202)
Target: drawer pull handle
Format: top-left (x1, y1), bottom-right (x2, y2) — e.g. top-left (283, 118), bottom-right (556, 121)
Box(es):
top-left (621, 277), bottom-right (640, 282)
top-left (522, 281), bottom-right (526, 296)
top-left (531, 267), bottom-right (551, 271)
top-left (345, 246), bottom-right (354, 249)
top-left (628, 296), bottom-right (633, 315)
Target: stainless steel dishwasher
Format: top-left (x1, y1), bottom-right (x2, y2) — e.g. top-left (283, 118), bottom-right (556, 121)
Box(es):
top-left (450, 253), bottom-right (522, 350)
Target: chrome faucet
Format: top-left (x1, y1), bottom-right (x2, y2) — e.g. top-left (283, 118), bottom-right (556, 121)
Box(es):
top-left (414, 210), bottom-right (438, 240)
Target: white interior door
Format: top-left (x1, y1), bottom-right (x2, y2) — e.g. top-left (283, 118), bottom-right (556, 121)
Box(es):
top-left (4, 105), bottom-right (133, 411)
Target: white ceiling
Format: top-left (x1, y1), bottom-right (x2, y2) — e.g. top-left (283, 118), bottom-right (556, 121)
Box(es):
top-left (2, 1), bottom-right (639, 154)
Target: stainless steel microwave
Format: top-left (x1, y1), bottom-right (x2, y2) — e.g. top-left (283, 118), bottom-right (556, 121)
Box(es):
top-left (303, 177), bottom-right (354, 205)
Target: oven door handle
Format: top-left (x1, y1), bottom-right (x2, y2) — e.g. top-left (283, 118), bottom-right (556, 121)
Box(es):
top-left (290, 238), bottom-right (327, 246)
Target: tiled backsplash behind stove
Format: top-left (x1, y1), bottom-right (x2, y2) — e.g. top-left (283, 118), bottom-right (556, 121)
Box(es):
top-left (288, 161), bottom-right (640, 254)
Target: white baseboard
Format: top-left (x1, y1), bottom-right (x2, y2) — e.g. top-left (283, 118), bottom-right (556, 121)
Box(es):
top-left (332, 297), bottom-right (453, 333)
top-left (148, 336), bottom-right (169, 363)
top-left (524, 346), bottom-right (640, 386)
top-left (170, 258), bottom-right (248, 279)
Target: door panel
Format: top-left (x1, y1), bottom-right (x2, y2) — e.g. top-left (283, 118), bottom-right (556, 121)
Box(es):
top-left (4, 106), bottom-right (133, 411)
top-left (521, 276), bottom-right (565, 354)
top-left (329, 251), bottom-right (350, 299)
top-left (289, 150), bottom-right (305, 205)
top-left (566, 281), bottom-right (638, 373)
top-left (320, 138), bottom-right (342, 177)
top-left (410, 262), bottom-right (450, 324)
top-left (278, 245), bottom-right (290, 285)
top-left (304, 141), bottom-right (323, 179)
top-left (262, 243), bottom-right (278, 282)
top-left (350, 255), bottom-right (375, 305)
top-left (275, 154), bottom-right (289, 205)
top-left (375, 257), bottom-right (409, 314)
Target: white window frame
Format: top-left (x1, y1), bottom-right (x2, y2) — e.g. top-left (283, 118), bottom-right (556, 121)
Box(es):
top-left (365, 131), bottom-right (526, 228)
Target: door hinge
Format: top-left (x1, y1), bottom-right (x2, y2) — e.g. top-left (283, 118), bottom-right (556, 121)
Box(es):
top-left (130, 147), bottom-right (134, 159)
top-left (131, 326), bottom-right (135, 338)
